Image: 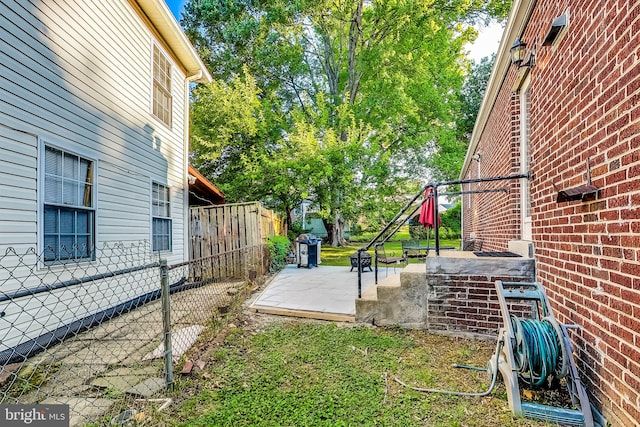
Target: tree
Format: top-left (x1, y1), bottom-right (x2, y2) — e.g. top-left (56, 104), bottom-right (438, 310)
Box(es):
top-left (440, 200), bottom-right (462, 238)
top-left (459, 55), bottom-right (495, 140)
top-left (184, 0), bottom-right (509, 245)
top-left (429, 54), bottom-right (496, 182)
top-left (190, 67), bottom-right (261, 167)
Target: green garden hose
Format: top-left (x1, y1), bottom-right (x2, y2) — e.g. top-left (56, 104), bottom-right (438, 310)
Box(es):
top-left (395, 316), bottom-right (569, 397)
top-left (393, 339), bottom-right (504, 397)
top-left (510, 315), bottom-right (567, 388)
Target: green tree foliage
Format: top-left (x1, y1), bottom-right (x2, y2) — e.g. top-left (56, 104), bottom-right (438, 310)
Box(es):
top-left (190, 67), bottom-right (260, 166)
top-left (485, 0), bottom-right (513, 21)
top-left (459, 55), bottom-right (495, 140)
top-left (440, 200), bottom-right (462, 238)
top-left (184, 0), bottom-right (509, 245)
top-left (430, 54), bottom-right (495, 182)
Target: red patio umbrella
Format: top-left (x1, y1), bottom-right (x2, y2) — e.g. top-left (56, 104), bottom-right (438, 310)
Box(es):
top-left (418, 187), bottom-right (438, 229)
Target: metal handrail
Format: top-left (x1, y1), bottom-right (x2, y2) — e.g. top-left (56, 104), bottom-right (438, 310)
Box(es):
top-left (355, 173), bottom-right (530, 298)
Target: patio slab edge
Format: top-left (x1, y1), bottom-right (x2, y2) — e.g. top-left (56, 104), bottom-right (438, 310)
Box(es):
top-left (249, 304), bottom-right (355, 323)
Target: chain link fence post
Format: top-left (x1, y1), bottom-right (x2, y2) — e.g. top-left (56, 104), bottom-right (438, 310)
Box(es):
top-left (160, 259), bottom-right (174, 391)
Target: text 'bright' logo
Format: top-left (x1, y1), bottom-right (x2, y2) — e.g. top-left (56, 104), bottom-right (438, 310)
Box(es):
top-left (1, 405), bottom-right (68, 426)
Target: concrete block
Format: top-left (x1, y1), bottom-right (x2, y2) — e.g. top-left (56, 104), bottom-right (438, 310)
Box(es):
top-left (126, 377), bottom-right (165, 397)
top-left (355, 253), bottom-right (536, 335)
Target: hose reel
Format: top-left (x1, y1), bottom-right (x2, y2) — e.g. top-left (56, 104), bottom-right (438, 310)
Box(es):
top-left (394, 281), bottom-right (601, 426)
top-left (490, 281), bottom-right (597, 426)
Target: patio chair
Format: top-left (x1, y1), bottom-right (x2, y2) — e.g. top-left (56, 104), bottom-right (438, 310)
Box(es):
top-left (401, 239), bottom-right (420, 258)
top-left (376, 245), bottom-right (407, 276)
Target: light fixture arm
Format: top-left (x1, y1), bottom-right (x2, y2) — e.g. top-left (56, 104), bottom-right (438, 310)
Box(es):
top-left (510, 38), bottom-right (535, 69)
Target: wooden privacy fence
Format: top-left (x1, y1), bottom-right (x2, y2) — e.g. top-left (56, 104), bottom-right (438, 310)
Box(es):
top-left (189, 202), bottom-right (285, 276)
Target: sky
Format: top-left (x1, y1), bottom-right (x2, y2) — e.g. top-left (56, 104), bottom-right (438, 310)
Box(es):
top-left (164, 0), bottom-right (503, 62)
top-left (468, 21), bottom-right (504, 62)
top-left (165, 0), bottom-right (186, 21)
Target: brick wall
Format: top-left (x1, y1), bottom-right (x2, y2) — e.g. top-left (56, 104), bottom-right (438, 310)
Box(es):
top-left (462, 88), bottom-right (523, 252)
top-left (462, 1), bottom-right (640, 425)
top-left (427, 274), bottom-right (532, 336)
top-left (425, 255), bottom-right (536, 336)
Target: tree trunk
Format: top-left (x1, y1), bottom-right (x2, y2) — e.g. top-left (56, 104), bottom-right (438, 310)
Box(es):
top-left (324, 214), bottom-right (347, 246)
top-left (347, 0), bottom-right (363, 105)
top-left (286, 207), bottom-right (294, 237)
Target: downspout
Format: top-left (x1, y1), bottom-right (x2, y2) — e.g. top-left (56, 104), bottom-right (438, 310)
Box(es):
top-left (183, 70), bottom-right (203, 262)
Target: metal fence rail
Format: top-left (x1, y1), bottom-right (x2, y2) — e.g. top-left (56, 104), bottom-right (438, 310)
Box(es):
top-left (0, 242), bottom-right (267, 426)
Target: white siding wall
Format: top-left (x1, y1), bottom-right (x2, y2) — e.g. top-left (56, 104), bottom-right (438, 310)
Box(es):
top-left (0, 0), bottom-right (187, 261)
top-left (0, 127), bottom-right (38, 253)
top-left (0, 0), bottom-right (191, 350)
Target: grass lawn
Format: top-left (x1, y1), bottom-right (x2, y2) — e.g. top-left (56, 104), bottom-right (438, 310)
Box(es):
top-left (321, 233), bottom-right (461, 267)
top-left (161, 319), bottom-right (552, 427)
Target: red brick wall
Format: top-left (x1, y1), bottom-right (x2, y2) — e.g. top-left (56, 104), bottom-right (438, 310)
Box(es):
top-left (462, 1), bottom-right (640, 425)
top-left (462, 89), bottom-right (523, 251)
top-left (427, 275), bottom-right (532, 336)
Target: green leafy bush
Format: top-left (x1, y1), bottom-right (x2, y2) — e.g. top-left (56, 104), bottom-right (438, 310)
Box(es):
top-left (440, 201), bottom-right (461, 239)
top-left (267, 235), bottom-right (291, 272)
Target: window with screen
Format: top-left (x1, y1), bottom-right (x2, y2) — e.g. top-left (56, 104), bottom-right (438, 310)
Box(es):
top-left (152, 182), bottom-right (172, 252)
top-left (43, 145), bottom-right (95, 262)
top-left (153, 45), bottom-right (172, 127)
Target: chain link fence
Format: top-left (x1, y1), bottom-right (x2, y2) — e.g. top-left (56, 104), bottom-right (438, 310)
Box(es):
top-left (0, 241), bottom-right (268, 426)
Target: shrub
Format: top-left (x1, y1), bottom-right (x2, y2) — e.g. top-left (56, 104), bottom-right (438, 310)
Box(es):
top-left (267, 235), bottom-right (291, 272)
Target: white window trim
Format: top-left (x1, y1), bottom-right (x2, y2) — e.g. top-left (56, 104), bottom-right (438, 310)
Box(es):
top-left (38, 138), bottom-right (98, 266)
top-left (150, 179), bottom-right (173, 253)
top-left (520, 75), bottom-right (532, 241)
top-left (150, 42), bottom-right (173, 129)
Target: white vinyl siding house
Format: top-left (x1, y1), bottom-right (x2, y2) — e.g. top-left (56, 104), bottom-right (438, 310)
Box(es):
top-left (0, 126), bottom-right (38, 255)
top-left (0, 0), bottom-right (211, 352)
top-left (0, 0), bottom-right (210, 260)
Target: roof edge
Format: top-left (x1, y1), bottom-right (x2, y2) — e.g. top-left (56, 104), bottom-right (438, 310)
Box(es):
top-left (135, 0), bottom-right (212, 83)
top-left (188, 165), bottom-right (225, 199)
top-left (459, 0), bottom-right (536, 179)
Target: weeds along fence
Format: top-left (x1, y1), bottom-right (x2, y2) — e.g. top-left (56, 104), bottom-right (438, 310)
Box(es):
top-left (0, 241), bottom-right (267, 426)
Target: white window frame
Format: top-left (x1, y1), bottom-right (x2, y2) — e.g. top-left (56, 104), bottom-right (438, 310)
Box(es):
top-left (520, 76), bottom-right (532, 241)
top-left (151, 181), bottom-right (172, 253)
top-left (38, 139), bottom-right (97, 264)
top-left (152, 43), bottom-right (173, 128)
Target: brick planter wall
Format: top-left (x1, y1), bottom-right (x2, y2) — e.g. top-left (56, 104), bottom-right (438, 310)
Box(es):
top-left (426, 274), bottom-right (532, 337)
top-left (356, 256), bottom-right (535, 338)
top-left (425, 255), bottom-right (535, 337)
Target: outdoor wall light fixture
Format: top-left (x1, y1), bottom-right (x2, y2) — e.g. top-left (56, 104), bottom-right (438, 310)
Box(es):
top-left (510, 38), bottom-right (535, 68)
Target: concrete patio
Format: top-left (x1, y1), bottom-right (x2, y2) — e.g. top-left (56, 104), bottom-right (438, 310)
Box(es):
top-left (249, 264), bottom-right (381, 322)
top-left (250, 250), bottom-right (535, 332)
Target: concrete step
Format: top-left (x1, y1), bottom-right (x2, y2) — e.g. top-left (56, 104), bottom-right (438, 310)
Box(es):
top-left (356, 264), bottom-right (426, 326)
top-left (376, 264), bottom-right (424, 295)
top-left (359, 285), bottom-right (379, 301)
top-left (359, 273), bottom-right (401, 301)
top-left (376, 274), bottom-right (402, 299)
top-left (377, 273), bottom-right (402, 288)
